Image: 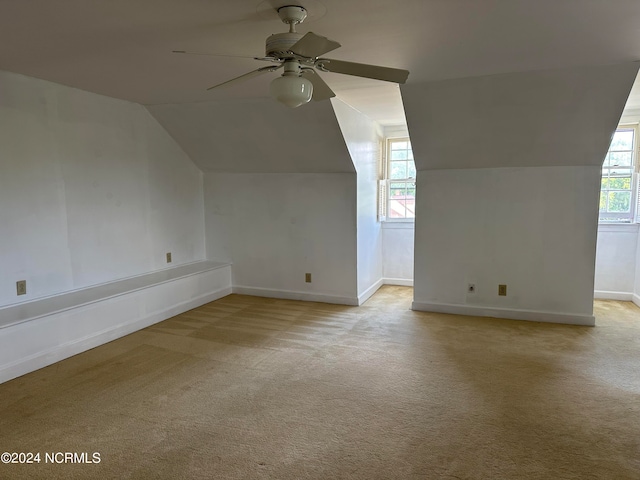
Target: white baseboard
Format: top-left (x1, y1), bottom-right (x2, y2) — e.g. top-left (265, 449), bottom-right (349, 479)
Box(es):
top-left (632, 294), bottom-right (640, 308)
top-left (358, 279), bottom-right (384, 305)
top-left (594, 290), bottom-right (633, 301)
top-left (411, 301), bottom-right (595, 326)
top-left (232, 286), bottom-right (358, 306)
top-left (0, 267), bottom-right (232, 385)
top-left (383, 278), bottom-right (414, 287)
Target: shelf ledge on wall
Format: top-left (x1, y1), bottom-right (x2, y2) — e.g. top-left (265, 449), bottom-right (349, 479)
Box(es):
top-left (0, 260), bottom-right (231, 330)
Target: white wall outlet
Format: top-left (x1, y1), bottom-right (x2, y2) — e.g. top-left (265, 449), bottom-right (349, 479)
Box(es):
top-left (166, 252), bottom-right (172, 263)
top-left (16, 280), bottom-right (27, 296)
top-left (305, 273), bottom-right (312, 283)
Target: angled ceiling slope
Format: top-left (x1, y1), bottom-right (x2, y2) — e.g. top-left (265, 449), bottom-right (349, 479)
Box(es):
top-left (147, 97), bottom-right (355, 173)
top-left (403, 62), bottom-right (640, 171)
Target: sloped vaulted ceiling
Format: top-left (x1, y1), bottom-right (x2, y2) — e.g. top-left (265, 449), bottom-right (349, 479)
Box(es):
top-left (403, 62), bottom-right (640, 171)
top-left (147, 97), bottom-right (355, 173)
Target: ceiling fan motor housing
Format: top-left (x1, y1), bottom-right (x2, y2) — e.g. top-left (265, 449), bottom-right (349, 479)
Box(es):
top-left (265, 32), bottom-right (304, 58)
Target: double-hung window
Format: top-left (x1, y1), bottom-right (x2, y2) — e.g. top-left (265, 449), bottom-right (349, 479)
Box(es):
top-left (600, 126), bottom-right (638, 223)
top-left (379, 138), bottom-right (416, 221)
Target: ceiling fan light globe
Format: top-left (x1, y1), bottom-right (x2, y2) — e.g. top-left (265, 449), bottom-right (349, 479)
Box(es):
top-left (269, 75), bottom-right (313, 108)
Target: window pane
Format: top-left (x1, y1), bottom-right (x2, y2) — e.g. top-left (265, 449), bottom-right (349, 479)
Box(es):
top-left (610, 130), bottom-right (634, 151)
top-left (600, 127), bottom-right (635, 222)
top-left (389, 182), bottom-right (416, 219)
top-left (386, 138), bottom-right (416, 221)
top-left (390, 161), bottom-right (407, 179)
top-left (391, 150), bottom-right (408, 160)
top-left (608, 176), bottom-right (631, 190)
top-left (389, 182), bottom-right (407, 198)
top-left (609, 151), bottom-right (633, 167)
top-left (607, 191), bottom-right (631, 213)
top-left (389, 182), bottom-right (406, 218)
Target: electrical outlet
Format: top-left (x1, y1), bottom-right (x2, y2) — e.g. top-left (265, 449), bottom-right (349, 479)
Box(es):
top-left (468, 283), bottom-right (476, 293)
top-left (166, 252), bottom-right (172, 263)
top-left (498, 284), bottom-right (507, 296)
top-left (16, 280), bottom-right (27, 296)
top-left (305, 273), bottom-right (312, 283)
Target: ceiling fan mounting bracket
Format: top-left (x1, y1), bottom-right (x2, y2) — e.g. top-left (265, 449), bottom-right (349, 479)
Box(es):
top-left (277, 6), bottom-right (308, 30)
top-left (315, 60), bottom-right (330, 72)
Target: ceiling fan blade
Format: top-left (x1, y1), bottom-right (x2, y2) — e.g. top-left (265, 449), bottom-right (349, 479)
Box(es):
top-left (173, 50), bottom-right (280, 63)
top-left (207, 64), bottom-right (282, 91)
top-left (316, 59), bottom-right (409, 84)
top-left (301, 69), bottom-right (335, 101)
top-left (290, 32), bottom-right (341, 58)
top-left (173, 50), bottom-right (259, 60)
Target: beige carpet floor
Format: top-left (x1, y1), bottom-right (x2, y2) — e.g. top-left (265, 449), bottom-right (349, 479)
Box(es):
top-left (1, 286), bottom-right (639, 479)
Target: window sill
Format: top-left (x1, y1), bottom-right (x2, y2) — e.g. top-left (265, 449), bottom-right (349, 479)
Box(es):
top-left (382, 221), bottom-right (415, 230)
top-left (597, 223), bottom-right (640, 233)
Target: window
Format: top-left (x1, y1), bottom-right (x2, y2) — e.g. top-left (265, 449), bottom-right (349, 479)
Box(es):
top-left (600, 126), bottom-right (638, 223)
top-left (379, 138), bottom-right (416, 221)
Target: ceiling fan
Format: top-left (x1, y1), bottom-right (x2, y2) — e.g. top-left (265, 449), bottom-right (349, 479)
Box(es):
top-left (174, 5), bottom-right (409, 108)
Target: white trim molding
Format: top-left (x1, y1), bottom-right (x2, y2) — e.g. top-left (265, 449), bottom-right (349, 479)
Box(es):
top-left (232, 286), bottom-right (359, 306)
top-left (411, 301), bottom-right (595, 326)
top-left (381, 221), bottom-right (415, 229)
top-left (597, 223), bottom-right (640, 233)
top-left (594, 290), bottom-right (634, 301)
top-left (383, 278), bottom-right (414, 287)
top-left (358, 279), bottom-right (384, 305)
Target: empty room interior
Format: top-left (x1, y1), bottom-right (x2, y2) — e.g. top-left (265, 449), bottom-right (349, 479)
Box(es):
top-left (2, 1), bottom-right (640, 478)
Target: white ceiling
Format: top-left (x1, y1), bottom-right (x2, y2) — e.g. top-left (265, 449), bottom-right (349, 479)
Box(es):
top-left (1, 0), bottom-right (640, 126)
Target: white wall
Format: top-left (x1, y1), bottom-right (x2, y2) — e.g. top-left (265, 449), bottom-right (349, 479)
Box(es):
top-left (634, 234), bottom-right (640, 304)
top-left (382, 223), bottom-right (414, 284)
top-left (413, 166), bottom-right (601, 323)
top-left (205, 173), bottom-right (358, 304)
top-left (0, 70), bottom-right (206, 308)
top-left (403, 64), bottom-right (638, 325)
top-left (594, 225), bottom-right (638, 299)
top-left (331, 99), bottom-right (384, 302)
